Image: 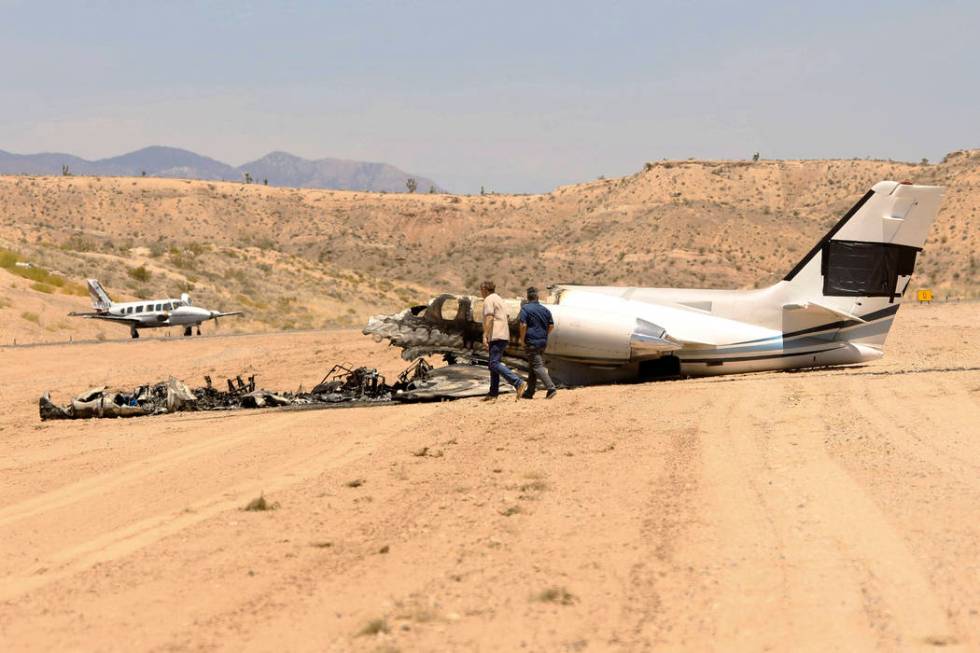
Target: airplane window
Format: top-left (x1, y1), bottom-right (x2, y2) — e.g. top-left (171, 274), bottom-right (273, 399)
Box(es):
top-left (155, 303), bottom-right (162, 311)
top-left (127, 306), bottom-right (134, 314)
top-left (164, 302), bottom-right (172, 311)
top-left (135, 305), bottom-right (143, 313)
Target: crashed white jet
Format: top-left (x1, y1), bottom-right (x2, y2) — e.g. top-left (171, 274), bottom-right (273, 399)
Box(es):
top-left (70, 279), bottom-right (243, 338)
top-left (365, 180), bottom-right (943, 385)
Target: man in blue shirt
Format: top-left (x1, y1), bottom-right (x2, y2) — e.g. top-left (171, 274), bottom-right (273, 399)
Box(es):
top-left (517, 287), bottom-right (557, 399)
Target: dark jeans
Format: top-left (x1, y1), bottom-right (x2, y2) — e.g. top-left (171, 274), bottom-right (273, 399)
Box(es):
top-left (488, 339), bottom-right (522, 396)
top-left (525, 346), bottom-right (556, 395)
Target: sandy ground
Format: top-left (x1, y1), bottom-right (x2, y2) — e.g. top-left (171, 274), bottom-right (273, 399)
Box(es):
top-left (0, 302), bottom-right (978, 651)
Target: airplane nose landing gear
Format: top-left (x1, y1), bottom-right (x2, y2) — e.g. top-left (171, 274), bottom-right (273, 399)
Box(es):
top-left (196, 325), bottom-right (202, 336)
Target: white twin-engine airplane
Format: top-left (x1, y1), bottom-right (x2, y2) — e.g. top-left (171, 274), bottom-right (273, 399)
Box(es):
top-left (365, 180), bottom-right (944, 384)
top-left (70, 280), bottom-right (243, 339)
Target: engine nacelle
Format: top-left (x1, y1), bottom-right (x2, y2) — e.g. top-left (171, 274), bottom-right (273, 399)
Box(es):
top-left (546, 304), bottom-right (679, 363)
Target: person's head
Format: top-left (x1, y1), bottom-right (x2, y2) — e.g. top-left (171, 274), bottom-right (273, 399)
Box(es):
top-left (526, 287), bottom-right (539, 302)
top-left (479, 280), bottom-right (495, 298)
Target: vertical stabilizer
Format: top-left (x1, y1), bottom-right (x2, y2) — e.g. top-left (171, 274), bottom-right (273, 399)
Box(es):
top-left (779, 181), bottom-right (943, 348)
top-left (87, 279), bottom-right (112, 312)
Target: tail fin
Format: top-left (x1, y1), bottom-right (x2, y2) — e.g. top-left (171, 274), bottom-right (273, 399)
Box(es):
top-left (779, 181), bottom-right (944, 349)
top-left (87, 279), bottom-right (112, 311)
top-left (783, 181), bottom-right (943, 301)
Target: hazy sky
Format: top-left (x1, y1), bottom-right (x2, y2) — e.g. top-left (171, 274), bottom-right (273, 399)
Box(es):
top-left (1, 0), bottom-right (977, 193)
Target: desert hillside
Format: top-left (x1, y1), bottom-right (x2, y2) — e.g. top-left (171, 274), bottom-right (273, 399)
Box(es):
top-left (0, 151), bottom-right (976, 343)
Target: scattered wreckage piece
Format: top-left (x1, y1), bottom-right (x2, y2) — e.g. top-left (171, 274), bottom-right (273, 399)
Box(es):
top-left (312, 364), bottom-right (389, 400)
top-left (39, 377), bottom-right (196, 420)
top-left (393, 363), bottom-right (513, 402)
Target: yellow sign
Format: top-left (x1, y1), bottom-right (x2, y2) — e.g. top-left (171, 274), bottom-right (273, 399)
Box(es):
top-left (917, 289), bottom-right (933, 303)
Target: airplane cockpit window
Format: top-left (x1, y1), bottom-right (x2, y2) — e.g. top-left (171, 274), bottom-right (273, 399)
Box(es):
top-left (163, 302), bottom-right (172, 311)
top-left (135, 305), bottom-right (143, 313)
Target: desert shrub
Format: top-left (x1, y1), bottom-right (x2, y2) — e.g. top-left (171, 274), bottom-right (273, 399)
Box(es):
top-left (533, 586), bottom-right (577, 605)
top-left (61, 233), bottom-right (97, 252)
top-left (149, 240), bottom-right (169, 257)
top-left (21, 311), bottom-right (40, 324)
top-left (0, 248), bottom-right (17, 268)
top-left (31, 282), bottom-right (54, 293)
top-left (357, 618), bottom-right (389, 637)
top-left (128, 265), bottom-right (152, 282)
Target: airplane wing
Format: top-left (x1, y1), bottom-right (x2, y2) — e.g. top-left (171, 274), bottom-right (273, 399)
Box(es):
top-left (68, 312), bottom-right (140, 325)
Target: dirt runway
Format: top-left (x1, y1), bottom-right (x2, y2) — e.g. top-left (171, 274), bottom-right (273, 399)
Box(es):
top-left (1, 303), bottom-right (978, 651)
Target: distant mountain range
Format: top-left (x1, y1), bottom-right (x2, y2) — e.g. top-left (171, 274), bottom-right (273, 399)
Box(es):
top-left (0, 146), bottom-right (443, 193)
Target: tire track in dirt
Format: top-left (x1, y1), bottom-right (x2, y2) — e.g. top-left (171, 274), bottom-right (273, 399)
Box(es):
top-left (771, 378), bottom-right (956, 649)
top-left (0, 406), bottom-right (433, 603)
top-left (680, 375), bottom-right (958, 649)
top-left (854, 376), bottom-right (980, 493)
top-left (0, 416), bottom-right (273, 527)
top-left (619, 417), bottom-right (703, 650)
top-left (679, 381), bottom-right (799, 649)
top-left (825, 376), bottom-right (979, 648)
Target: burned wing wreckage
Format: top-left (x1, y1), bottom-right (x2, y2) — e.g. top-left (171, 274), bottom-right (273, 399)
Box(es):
top-left (39, 358), bottom-right (507, 421)
top-left (40, 364), bottom-right (419, 421)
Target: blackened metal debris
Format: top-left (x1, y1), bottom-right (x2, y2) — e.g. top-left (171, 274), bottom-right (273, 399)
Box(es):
top-left (38, 357), bottom-right (463, 421)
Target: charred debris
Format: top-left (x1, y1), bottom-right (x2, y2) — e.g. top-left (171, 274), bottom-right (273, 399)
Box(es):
top-left (38, 358), bottom-right (466, 421)
top-left (39, 356), bottom-right (511, 421)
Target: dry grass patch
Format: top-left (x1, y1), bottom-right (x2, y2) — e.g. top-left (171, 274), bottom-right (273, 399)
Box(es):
top-left (243, 493), bottom-right (280, 511)
top-left (356, 617), bottom-right (390, 637)
top-left (533, 586), bottom-right (577, 605)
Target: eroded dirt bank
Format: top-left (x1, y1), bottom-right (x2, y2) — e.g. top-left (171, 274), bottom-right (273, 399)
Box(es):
top-left (0, 303), bottom-right (978, 651)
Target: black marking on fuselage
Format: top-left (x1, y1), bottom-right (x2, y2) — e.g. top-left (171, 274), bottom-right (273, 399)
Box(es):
top-left (680, 346), bottom-right (843, 364)
top-left (730, 304), bottom-right (900, 347)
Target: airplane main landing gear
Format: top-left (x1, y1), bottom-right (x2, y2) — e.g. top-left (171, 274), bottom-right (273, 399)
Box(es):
top-left (183, 326), bottom-right (193, 337)
top-left (130, 327), bottom-right (139, 339)
top-left (196, 325), bottom-right (202, 336)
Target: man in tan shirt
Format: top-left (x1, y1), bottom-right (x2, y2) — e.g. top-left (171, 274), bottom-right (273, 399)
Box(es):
top-left (480, 280), bottom-right (528, 401)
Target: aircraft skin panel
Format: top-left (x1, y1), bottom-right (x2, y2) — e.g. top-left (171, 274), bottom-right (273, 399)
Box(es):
top-left (554, 289), bottom-right (779, 346)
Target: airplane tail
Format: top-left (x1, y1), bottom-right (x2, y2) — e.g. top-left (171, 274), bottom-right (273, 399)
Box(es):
top-left (778, 180), bottom-right (944, 349)
top-left (87, 279), bottom-right (112, 311)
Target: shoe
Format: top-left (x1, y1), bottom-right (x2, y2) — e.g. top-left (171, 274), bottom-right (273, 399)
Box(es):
top-left (545, 389), bottom-right (557, 399)
top-left (514, 381), bottom-right (528, 401)
top-left (481, 394), bottom-right (498, 402)
top-left (522, 391), bottom-right (535, 399)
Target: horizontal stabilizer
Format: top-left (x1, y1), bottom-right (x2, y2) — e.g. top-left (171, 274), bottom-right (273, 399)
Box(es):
top-left (783, 301), bottom-right (866, 323)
